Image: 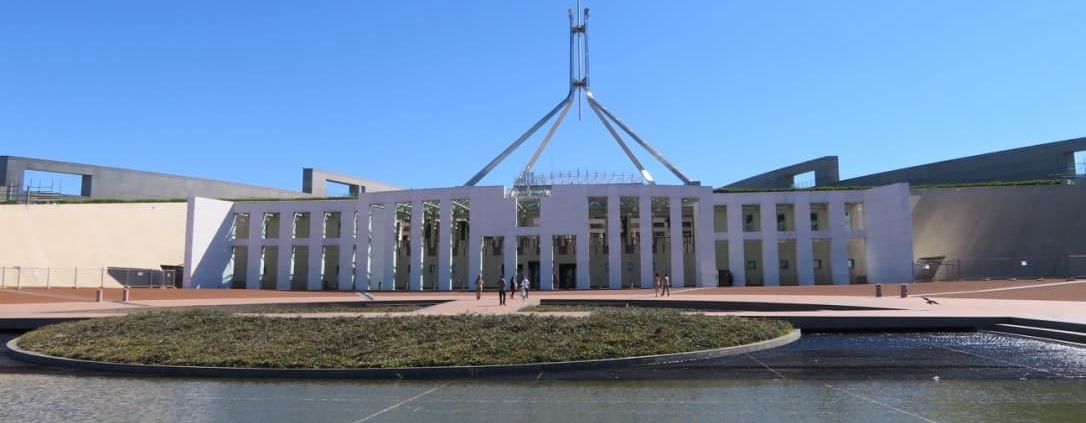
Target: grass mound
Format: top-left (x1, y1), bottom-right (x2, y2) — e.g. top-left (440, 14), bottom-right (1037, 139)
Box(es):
top-left (17, 308), bottom-right (792, 369)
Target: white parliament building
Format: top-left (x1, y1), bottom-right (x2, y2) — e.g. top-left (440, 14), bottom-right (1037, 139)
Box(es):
top-left (185, 183), bottom-right (913, 291)
top-left (184, 6), bottom-right (915, 291)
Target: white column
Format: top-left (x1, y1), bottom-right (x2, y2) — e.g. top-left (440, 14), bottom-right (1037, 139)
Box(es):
top-left (437, 197), bottom-right (453, 290)
top-left (727, 200), bottom-right (746, 286)
top-left (338, 209), bottom-right (355, 290)
top-left (382, 202), bottom-right (396, 290)
top-left (668, 194), bottom-right (683, 287)
top-left (607, 195), bottom-right (622, 289)
top-left (276, 213), bottom-right (291, 290)
top-left (503, 234), bottom-right (517, 288)
top-left (639, 194), bottom-right (653, 288)
top-left (761, 200), bottom-right (780, 286)
top-left (246, 210), bottom-right (262, 290)
top-left (576, 204), bottom-right (591, 290)
top-left (795, 199), bottom-right (814, 285)
top-left (695, 194), bottom-right (716, 287)
top-left (540, 232), bottom-right (554, 290)
top-left (308, 210), bottom-right (322, 291)
top-left (409, 200), bottom-right (423, 290)
top-left (829, 199), bottom-right (849, 284)
top-left (467, 202), bottom-right (480, 292)
top-left (357, 202), bottom-right (374, 291)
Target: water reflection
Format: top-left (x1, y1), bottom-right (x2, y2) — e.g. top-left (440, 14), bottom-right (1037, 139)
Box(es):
top-left (1, 333), bottom-right (1083, 423)
top-left (1, 376), bottom-right (1084, 423)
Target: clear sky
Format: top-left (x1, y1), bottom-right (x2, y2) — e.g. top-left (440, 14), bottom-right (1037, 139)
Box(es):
top-left (3, 1), bottom-right (1084, 194)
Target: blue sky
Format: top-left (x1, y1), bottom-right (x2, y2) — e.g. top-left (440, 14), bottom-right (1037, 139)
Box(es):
top-left (3, 1), bottom-right (1084, 194)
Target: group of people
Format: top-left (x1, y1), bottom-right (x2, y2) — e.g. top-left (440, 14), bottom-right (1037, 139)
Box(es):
top-left (654, 273), bottom-right (671, 297)
top-left (475, 273), bottom-right (672, 301)
top-left (475, 274), bottom-right (529, 305)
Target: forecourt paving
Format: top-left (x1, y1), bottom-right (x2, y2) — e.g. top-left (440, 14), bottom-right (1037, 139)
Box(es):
top-left (1, 279), bottom-right (1084, 327)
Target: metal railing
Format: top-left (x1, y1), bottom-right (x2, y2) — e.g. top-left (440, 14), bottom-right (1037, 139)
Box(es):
top-left (0, 266), bottom-right (179, 289)
top-left (912, 256), bottom-right (1086, 282)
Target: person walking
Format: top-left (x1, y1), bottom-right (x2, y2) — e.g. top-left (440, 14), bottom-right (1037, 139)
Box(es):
top-left (661, 273), bottom-right (671, 297)
top-left (519, 275), bottom-right (530, 300)
top-left (475, 274), bottom-right (484, 300)
top-left (653, 273), bottom-right (661, 297)
top-left (498, 275), bottom-right (507, 305)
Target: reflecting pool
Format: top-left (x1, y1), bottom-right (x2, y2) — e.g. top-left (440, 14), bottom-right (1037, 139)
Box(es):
top-left (2, 333), bottom-right (1084, 423)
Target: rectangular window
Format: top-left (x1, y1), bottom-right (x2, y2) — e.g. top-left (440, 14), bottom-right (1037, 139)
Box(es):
top-left (713, 205), bottom-right (727, 233)
top-left (323, 212), bottom-right (341, 239)
top-left (231, 212), bottom-right (250, 240)
top-left (517, 197), bottom-right (541, 227)
top-left (293, 212), bottom-right (311, 239)
top-left (742, 205), bottom-right (760, 232)
top-left (262, 213), bottom-right (280, 239)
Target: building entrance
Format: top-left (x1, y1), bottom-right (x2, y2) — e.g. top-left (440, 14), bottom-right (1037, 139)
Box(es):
top-left (558, 263), bottom-right (576, 289)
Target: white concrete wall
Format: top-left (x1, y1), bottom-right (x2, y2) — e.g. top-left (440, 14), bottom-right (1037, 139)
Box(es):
top-left (226, 198), bottom-right (360, 290)
top-left (710, 189), bottom-right (872, 286)
top-left (184, 197), bottom-right (235, 288)
top-left (863, 183), bottom-right (915, 282)
top-left (0, 202), bottom-right (187, 288)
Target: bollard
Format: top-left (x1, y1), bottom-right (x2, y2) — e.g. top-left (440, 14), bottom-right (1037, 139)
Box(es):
top-left (875, 284), bottom-right (882, 297)
top-left (122, 287), bottom-right (130, 302)
top-left (96, 288), bottom-right (104, 302)
top-left (900, 284), bottom-right (908, 298)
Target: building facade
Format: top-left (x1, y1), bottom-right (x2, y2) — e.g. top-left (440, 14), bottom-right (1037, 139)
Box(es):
top-left (185, 183), bottom-right (913, 290)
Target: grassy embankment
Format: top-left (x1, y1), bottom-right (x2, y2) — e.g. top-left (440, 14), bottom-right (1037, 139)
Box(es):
top-left (18, 308), bottom-right (792, 369)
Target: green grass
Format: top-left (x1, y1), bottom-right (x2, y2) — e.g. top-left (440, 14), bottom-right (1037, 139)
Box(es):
top-left (18, 308), bottom-right (792, 369)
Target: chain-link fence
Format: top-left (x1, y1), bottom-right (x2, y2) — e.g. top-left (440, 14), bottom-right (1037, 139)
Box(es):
top-left (0, 266), bottom-right (180, 289)
top-left (912, 256), bottom-right (1086, 282)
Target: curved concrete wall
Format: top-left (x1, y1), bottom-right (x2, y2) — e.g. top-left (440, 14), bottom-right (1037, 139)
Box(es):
top-left (911, 184), bottom-right (1086, 279)
top-left (0, 203), bottom-right (187, 287)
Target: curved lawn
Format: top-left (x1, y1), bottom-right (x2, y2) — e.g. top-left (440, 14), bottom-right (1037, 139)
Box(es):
top-left (17, 308), bottom-right (793, 369)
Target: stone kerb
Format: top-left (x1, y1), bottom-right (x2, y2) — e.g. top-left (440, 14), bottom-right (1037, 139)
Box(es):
top-left (6, 330), bottom-right (800, 379)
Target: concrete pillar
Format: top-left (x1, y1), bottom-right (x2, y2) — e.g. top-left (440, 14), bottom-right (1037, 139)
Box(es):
top-left (727, 199), bottom-right (746, 286)
top-left (409, 200), bottom-right (424, 290)
top-left (382, 202), bottom-right (396, 290)
top-left (540, 232), bottom-right (554, 290)
top-left (607, 195), bottom-right (622, 289)
top-left (638, 194), bottom-right (653, 288)
top-left (795, 198), bottom-right (814, 285)
top-left (437, 197), bottom-right (453, 291)
top-left (668, 195), bottom-right (683, 287)
top-left (761, 199), bottom-right (780, 286)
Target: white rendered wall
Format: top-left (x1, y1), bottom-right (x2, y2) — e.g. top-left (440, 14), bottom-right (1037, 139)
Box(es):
top-left (184, 197), bottom-right (235, 288)
top-left (863, 183), bottom-right (914, 282)
top-left (711, 189), bottom-right (871, 286)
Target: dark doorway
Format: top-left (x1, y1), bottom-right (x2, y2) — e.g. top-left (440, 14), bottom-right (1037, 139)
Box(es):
top-left (527, 261), bottom-right (540, 288)
top-left (558, 263), bottom-right (576, 289)
top-left (718, 269), bottom-right (734, 287)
